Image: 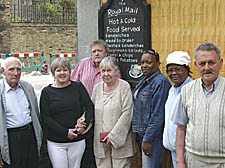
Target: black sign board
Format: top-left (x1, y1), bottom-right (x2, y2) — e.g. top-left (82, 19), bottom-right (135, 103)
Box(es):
top-left (99, 0), bottom-right (151, 87)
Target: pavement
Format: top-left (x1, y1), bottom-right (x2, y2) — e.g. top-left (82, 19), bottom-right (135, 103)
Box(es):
top-left (21, 73), bottom-right (54, 101)
top-left (0, 72), bottom-right (54, 101)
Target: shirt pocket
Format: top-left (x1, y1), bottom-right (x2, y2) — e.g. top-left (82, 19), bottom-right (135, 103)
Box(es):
top-left (139, 89), bottom-right (153, 102)
top-left (139, 90), bottom-right (154, 125)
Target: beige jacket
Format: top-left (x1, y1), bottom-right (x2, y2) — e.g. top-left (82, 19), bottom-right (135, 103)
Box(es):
top-left (182, 77), bottom-right (225, 158)
top-left (92, 79), bottom-right (136, 158)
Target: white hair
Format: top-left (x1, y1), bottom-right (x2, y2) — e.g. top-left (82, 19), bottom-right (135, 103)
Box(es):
top-left (99, 56), bottom-right (118, 70)
top-left (1, 57), bottom-right (22, 70)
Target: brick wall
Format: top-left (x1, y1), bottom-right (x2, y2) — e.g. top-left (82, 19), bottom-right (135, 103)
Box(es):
top-left (0, 1), bottom-right (11, 53)
top-left (0, 0), bottom-right (77, 63)
top-left (10, 24), bottom-right (77, 63)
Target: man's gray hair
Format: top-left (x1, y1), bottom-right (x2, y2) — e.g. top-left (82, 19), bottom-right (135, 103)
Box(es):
top-left (1, 57), bottom-right (22, 70)
top-left (89, 39), bottom-right (110, 55)
top-left (99, 56), bottom-right (118, 70)
top-left (194, 42), bottom-right (221, 59)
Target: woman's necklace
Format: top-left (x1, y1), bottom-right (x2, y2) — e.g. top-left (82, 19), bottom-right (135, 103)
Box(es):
top-left (103, 79), bottom-right (119, 93)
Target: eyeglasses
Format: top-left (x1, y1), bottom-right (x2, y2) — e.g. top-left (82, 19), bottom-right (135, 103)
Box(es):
top-left (143, 49), bottom-right (159, 57)
top-left (166, 68), bottom-right (183, 74)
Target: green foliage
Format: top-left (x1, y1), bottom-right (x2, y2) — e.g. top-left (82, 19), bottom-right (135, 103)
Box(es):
top-left (11, 17), bottom-right (25, 22)
top-left (39, 0), bottom-right (75, 11)
top-left (58, 0), bottom-right (75, 9)
top-left (43, 2), bottom-right (60, 22)
top-left (38, 0), bottom-right (75, 23)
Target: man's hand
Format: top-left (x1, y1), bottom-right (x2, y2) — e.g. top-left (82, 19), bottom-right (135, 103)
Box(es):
top-left (75, 117), bottom-right (86, 135)
top-left (142, 141), bottom-right (152, 157)
top-left (0, 154), bottom-right (4, 168)
top-left (75, 117), bottom-right (86, 129)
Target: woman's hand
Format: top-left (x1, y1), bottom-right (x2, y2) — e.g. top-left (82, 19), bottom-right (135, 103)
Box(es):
top-left (76, 127), bottom-right (85, 134)
top-left (103, 134), bottom-right (111, 145)
top-left (67, 129), bottom-right (78, 140)
top-left (177, 162), bottom-right (186, 168)
top-left (142, 141), bottom-right (152, 157)
top-left (0, 154), bottom-right (4, 168)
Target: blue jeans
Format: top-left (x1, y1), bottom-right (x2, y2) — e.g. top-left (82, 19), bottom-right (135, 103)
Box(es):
top-left (136, 134), bottom-right (164, 168)
top-left (171, 151), bottom-right (177, 168)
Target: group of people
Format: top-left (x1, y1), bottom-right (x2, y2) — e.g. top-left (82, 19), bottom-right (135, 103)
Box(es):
top-left (0, 40), bottom-right (224, 168)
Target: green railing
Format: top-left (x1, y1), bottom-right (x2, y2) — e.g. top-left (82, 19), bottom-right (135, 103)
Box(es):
top-left (0, 53), bottom-right (45, 73)
top-left (11, 3), bottom-right (77, 24)
top-left (50, 53), bottom-right (78, 70)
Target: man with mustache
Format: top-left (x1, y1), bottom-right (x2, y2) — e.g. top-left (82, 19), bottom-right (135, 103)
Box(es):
top-left (172, 42), bottom-right (225, 168)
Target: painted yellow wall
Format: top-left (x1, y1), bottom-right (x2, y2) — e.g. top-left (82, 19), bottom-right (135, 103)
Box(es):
top-left (100, 0), bottom-right (225, 79)
top-left (100, 0), bottom-right (107, 5)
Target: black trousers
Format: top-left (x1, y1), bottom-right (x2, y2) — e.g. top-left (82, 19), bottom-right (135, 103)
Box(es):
top-left (80, 127), bottom-right (96, 168)
top-left (4, 123), bottom-right (39, 168)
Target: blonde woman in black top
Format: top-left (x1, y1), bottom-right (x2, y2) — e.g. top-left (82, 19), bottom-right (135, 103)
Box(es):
top-left (40, 58), bottom-right (94, 168)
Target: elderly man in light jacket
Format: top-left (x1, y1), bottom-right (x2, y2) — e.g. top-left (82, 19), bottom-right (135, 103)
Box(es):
top-left (0, 57), bottom-right (42, 168)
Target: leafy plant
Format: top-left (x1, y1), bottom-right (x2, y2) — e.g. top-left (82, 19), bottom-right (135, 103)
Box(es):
top-left (37, 0), bottom-right (75, 23)
top-left (11, 17), bottom-right (25, 22)
top-left (58, 0), bottom-right (75, 10)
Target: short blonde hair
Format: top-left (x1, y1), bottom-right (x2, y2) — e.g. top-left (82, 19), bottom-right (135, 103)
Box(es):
top-left (50, 58), bottom-right (71, 76)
